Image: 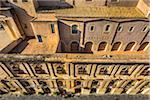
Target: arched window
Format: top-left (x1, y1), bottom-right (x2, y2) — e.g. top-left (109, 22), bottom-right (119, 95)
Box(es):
top-left (84, 42), bottom-right (93, 53)
top-left (72, 25), bottom-right (78, 34)
top-left (71, 41), bottom-right (79, 52)
top-left (111, 42), bottom-right (121, 51)
top-left (98, 42), bottom-right (107, 51)
top-left (124, 42), bottom-right (135, 51)
top-left (137, 42), bottom-right (149, 51)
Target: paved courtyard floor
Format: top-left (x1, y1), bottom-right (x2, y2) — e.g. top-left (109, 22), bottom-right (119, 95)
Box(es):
top-left (0, 95), bottom-right (149, 100)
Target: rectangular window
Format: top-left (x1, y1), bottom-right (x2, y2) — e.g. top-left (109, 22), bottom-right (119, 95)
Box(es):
top-left (37, 35), bottom-right (42, 42)
top-left (50, 24), bottom-right (55, 33)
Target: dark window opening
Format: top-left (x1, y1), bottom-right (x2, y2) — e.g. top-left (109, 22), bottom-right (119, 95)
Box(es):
top-left (90, 88), bottom-right (97, 93)
top-left (74, 81), bottom-right (81, 87)
top-left (51, 24), bottom-right (55, 33)
top-left (86, 0), bottom-right (92, 1)
top-left (35, 66), bottom-right (47, 74)
top-left (20, 81), bottom-right (30, 87)
top-left (43, 87), bottom-right (51, 94)
top-left (142, 27), bottom-right (147, 32)
top-left (137, 42), bottom-right (149, 51)
top-left (71, 41), bottom-right (79, 52)
top-left (98, 42), bottom-right (107, 51)
top-left (72, 25), bottom-right (78, 34)
top-left (105, 25), bottom-right (110, 32)
top-left (129, 27), bottom-right (134, 32)
top-left (124, 42), bottom-right (135, 51)
top-left (56, 66), bottom-right (66, 74)
top-left (117, 26), bottom-right (122, 32)
top-left (140, 67), bottom-right (150, 76)
top-left (57, 81), bottom-right (63, 87)
top-left (75, 88), bottom-right (81, 93)
top-left (37, 35), bottom-right (42, 42)
top-left (90, 26), bottom-right (94, 31)
top-left (91, 80), bottom-right (99, 87)
top-left (12, 66), bottom-right (26, 74)
top-left (13, 0), bottom-right (17, 2)
top-left (78, 67), bottom-right (87, 75)
top-left (99, 67), bottom-right (109, 75)
top-left (111, 42), bottom-right (121, 51)
top-left (0, 24), bottom-right (4, 30)
top-left (84, 42), bottom-right (93, 53)
top-left (22, 0), bottom-right (28, 2)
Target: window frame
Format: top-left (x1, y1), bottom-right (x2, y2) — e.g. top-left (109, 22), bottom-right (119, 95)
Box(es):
top-left (71, 24), bottom-right (78, 35)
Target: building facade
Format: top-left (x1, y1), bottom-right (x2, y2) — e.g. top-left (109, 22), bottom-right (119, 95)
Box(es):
top-left (0, 0), bottom-right (149, 96)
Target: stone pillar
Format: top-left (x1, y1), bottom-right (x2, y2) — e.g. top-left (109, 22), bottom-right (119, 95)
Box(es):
top-left (70, 63), bottom-right (74, 78)
top-left (90, 64), bottom-right (97, 77)
top-left (47, 63), bottom-right (55, 78)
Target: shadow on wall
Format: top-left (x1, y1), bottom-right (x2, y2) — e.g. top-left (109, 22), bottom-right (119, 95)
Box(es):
top-left (2, 1), bottom-right (35, 37)
top-left (56, 21), bottom-right (93, 54)
top-left (37, 0), bottom-right (73, 10)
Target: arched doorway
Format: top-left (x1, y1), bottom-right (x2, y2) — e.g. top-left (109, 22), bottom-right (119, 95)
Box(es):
top-left (137, 42), bottom-right (149, 51)
top-left (111, 42), bottom-right (121, 51)
top-left (98, 42), bottom-right (107, 51)
top-left (124, 42), bottom-right (135, 51)
top-left (84, 42), bottom-right (93, 53)
top-left (70, 41), bottom-right (79, 53)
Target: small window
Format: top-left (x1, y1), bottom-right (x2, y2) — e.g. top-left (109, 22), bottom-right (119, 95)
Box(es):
top-left (37, 35), bottom-right (42, 42)
top-left (50, 24), bottom-right (55, 33)
top-left (142, 27), bottom-right (148, 32)
top-left (129, 27), bottom-right (134, 32)
top-left (117, 26), bottom-right (122, 32)
top-left (0, 24), bottom-right (4, 30)
top-left (90, 26), bottom-right (94, 32)
top-left (105, 25), bottom-right (110, 32)
top-left (72, 25), bottom-right (78, 34)
top-left (22, 0), bottom-right (28, 2)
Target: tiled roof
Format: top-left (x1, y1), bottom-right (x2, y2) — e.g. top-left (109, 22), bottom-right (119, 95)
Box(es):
top-left (38, 7), bottom-right (146, 18)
